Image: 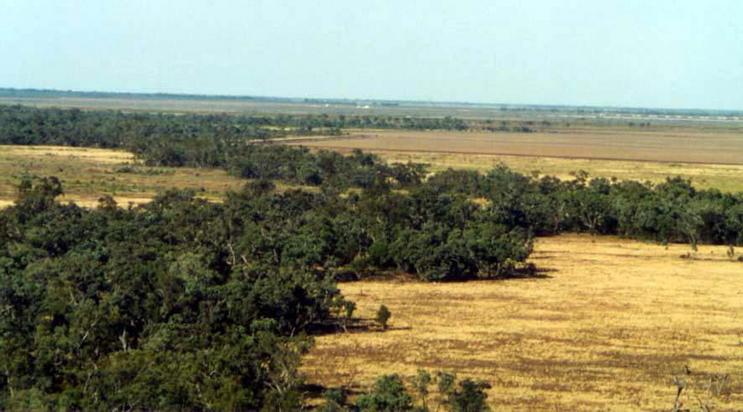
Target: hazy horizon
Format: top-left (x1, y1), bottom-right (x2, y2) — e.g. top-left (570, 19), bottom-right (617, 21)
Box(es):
top-left (6, 86), bottom-right (743, 114)
top-left (2, 1), bottom-right (743, 110)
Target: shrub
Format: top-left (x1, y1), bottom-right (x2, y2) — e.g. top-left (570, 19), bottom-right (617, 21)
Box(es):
top-left (320, 388), bottom-right (348, 412)
top-left (376, 304), bottom-right (392, 330)
top-left (356, 374), bottom-right (414, 412)
top-left (447, 379), bottom-right (491, 412)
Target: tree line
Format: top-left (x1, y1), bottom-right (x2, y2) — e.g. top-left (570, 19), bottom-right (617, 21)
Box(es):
top-left (425, 168), bottom-right (743, 248)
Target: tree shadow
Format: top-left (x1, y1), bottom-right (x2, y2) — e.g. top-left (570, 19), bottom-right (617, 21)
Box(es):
top-left (431, 266), bottom-right (557, 283)
top-left (335, 265), bottom-right (557, 283)
top-left (299, 382), bottom-right (369, 406)
top-left (308, 318), bottom-right (411, 336)
top-left (507, 265), bottom-right (556, 280)
top-left (298, 382), bottom-right (326, 399)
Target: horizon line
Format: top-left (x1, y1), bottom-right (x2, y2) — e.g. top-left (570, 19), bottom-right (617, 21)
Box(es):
top-left (1, 86), bottom-right (742, 115)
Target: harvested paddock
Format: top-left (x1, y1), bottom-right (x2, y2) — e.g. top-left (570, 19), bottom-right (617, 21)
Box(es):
top-left (302, 235), bottom-right (743, 411)
top-left (289, 128), bottom-right (743, 165)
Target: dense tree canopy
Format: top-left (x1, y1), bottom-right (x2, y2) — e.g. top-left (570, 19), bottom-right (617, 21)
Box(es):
top-left (1, 179), bottom-right (350, 409)
top-left (0, 174), bottom-right (534, 409)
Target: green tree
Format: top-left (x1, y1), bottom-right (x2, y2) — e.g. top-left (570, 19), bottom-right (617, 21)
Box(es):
top-left (376, 305), bottom-right (392, 330)
top-left (356, 374), bottom-right (414, 412)
top-left (447, 379), bottom-right (491, 412)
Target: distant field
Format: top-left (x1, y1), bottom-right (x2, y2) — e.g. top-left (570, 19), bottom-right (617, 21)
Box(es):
top-left (302, 234), bottom-right (743, 411)
top-left (288, 128), bottom-right (743, 191)
top-left (0, 145), bottom-right (247, 207)
top-left (290, 128), bottom-right (743, 164)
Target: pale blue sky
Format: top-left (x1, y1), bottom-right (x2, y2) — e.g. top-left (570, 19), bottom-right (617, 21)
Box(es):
top-left (2, 0), bottom-right (742, 109)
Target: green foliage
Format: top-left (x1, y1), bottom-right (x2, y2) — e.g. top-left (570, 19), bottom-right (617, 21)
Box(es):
top-left (447, 379), bottom-right (491, 412)
top-left (376, 305), bottom-right (392, 330)
top-left (412, 369), bottom-right (433, 410)
top-left (356, 374), bottom-right (414, 412)
top-left (343, 300), bottom-right (356, 319)
top-left (1, 177), bottom-right (519, 409)
top-left (0, 180), bottom-right (341, 410)
top-left (346, 370), bottom-right (491, 412)
top-left (320, 388), bottom-right (349, 412)
top-left (436, 371), bottom-right (457, 399)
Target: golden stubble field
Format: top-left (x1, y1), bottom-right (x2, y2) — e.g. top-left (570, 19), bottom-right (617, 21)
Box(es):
top-left (302, 235), bottom-right (743, 411)
top-left (291, 128), bottom-right (743, 164)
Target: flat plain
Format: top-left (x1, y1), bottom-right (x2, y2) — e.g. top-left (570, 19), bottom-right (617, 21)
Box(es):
top-left (302, 234), bottom-right (743, 411)
top-left (288, 126), bottom-right (743, 191)
top-left (290, 127), bottom-right (743, 164)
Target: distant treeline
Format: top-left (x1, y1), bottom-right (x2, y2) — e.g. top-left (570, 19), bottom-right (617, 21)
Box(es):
top-left (0, 105), bottom-right (470, 149)
top-left (0, 104), bottom-right (551, 156)
top-left (4, 88), bottom-right (742, 117)
top-left (0, 104), bottom-right (339, 148)
top-left (426, 169), bottom-right (743, 248)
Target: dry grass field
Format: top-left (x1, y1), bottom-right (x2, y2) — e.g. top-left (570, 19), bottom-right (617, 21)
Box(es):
top-left (302, 235), bottom-right (743, 411)
top-left (289, 128), bottom-right (743, 192)
top-left (0, 145), bottom-right (247, 207)
top-left (291, 128), bottom-right (743, 164)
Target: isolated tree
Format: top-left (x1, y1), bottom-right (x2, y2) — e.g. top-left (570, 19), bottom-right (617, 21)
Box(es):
top-left (412, 369), bottom-right (433, 410)
top-left (376, 305), bottom-right (391, 330)
top-left (447, 379), bottom-right (491, 412)
top-left (320, 388), bottom-right (349, 412)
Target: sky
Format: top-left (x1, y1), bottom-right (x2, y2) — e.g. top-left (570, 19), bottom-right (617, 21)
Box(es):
top-left (1, 0), bottom-right (742, 110)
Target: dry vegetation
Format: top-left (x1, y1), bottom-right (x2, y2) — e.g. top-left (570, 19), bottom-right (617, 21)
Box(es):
top-left (302, 235), bottom-right (743, 411)
top-left (290, 127), bottom-right (743, 192)
top-left (292, 127), bottom-right (743, 164)
top-left (0, 145), bottom-right (249, 207)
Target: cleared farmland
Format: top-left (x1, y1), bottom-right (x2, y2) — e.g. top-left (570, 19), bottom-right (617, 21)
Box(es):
top-left (302, 234), bottom-right (743, 411)
top-left (288, 127), bottom-right (743, 191)
top-left (289, 128), bottom-right (743, 164)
